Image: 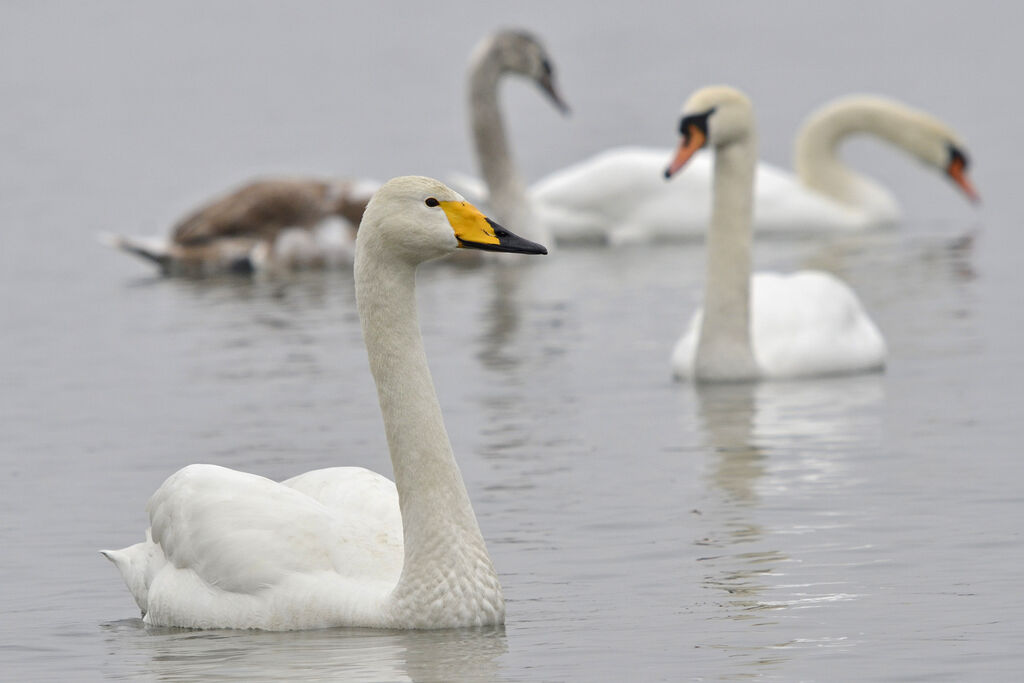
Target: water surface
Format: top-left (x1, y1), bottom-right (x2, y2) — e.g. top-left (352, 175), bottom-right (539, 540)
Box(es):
top-left (2, 2), bottom-right (1022, 681)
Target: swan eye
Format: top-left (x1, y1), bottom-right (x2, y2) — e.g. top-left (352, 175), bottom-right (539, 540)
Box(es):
top-left (425, 197), bottom-right (440, 208)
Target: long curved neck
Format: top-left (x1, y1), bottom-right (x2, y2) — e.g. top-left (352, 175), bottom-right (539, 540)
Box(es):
top-left (794, 97), bottom-right (908, 221)
top-left (468, 52), bottom-right (538, 240)
top-left (354, 243), bottom-right (501, 624)
top-left (697, 136), bottom-right (760, 382)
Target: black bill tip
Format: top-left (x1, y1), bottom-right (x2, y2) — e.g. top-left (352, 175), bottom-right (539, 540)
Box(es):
top-left (458, 218), bottom-right (548, 255)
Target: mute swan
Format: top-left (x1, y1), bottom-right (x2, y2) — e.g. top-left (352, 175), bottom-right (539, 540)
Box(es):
top-left (532, 94), bottom-right (976, 244)
top-left (666, 86), bottom-right (887, 382)
top-left (454, 29), bottom-right (568, 245)
top-left (101, 176), bottom-right (547, 630)
top-left (104, 177), bottom-right (380, 275)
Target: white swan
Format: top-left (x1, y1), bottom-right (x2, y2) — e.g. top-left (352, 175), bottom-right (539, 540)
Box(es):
top-left (455, 29), bottom-right (568, 245)
top-left (666, 86), bottom-right (887, 382)
top-left (101, 176), bottom-right (548, 630)
top-left (104, 177), bottom-right (381, 275)
top-left (532, 94), bottom-right (976, 244)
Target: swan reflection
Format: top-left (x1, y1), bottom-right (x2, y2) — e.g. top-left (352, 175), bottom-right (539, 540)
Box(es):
top-left (694, 375), bottom-right (884, 623)
top-left (101, 619), bottom-right (508, 682)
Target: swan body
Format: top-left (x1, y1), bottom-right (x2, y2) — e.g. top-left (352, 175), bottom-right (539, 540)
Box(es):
top-left (530, 147), bottom-right (871, 244)
top-left (102, 176), bottom-right (547, 630)
top-left (533, 95), bottom-right (975, 243)
top-left (461, 29), bottom-right (568, 246)
top-left (672, 271), bottom-right (886, 380)
top-left (104, 177), bottom-right (379, 275)
top-left (666, 86), bottom-right (887, 382)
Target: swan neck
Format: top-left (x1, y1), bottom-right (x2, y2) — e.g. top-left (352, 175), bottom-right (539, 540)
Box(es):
top-left (468, 53), bottom-right (530, 232)
top-left (697, 137), bottom-right (759, 381)
top-left (794, 99), bottom-right (905, 218)
top-left (354, 245), bottom-right (500, 621)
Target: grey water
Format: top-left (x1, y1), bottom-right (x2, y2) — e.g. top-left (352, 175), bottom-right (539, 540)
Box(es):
top-left (2, 1), bottom-right (1023, 681)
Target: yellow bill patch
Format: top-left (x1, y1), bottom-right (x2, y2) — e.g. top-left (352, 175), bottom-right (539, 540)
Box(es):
top-left (439, 201), bottom-right (500, 247)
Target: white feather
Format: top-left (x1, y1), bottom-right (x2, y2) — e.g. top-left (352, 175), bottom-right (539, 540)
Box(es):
top-left (101, 177), bottom-right (533, 630)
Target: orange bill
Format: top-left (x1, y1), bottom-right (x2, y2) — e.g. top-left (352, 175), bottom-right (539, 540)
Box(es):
top-left (665, 126), bottom-right (706, 179)
top-left (947, 157), bottom-right (979, 203)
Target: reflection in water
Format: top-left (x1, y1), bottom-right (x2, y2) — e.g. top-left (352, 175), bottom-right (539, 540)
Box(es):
top-left (693, 376), bottom-right (884, 666)
top-left (694, 383), bottom-right (778, 624)
top-left (101, 619), bottom-right (508, 682)
top-left (476, 263), bottom-right (525, 372)
top-left (801, 227), bottom-right (979, 287)
top-left (474, 264), bottom-right (529, 472)
top-left (696, 384), bottom-right (765, 506)
top-left (473, 261), bottom-right (571, 466)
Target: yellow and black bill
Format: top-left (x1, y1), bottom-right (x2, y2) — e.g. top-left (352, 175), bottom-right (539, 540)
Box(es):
top-left (440, 201), bottom-right (548, 254)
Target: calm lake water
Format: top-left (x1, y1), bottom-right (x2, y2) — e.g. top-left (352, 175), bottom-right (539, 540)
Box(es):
top-left (2, 2), bottom-right (1023, 681)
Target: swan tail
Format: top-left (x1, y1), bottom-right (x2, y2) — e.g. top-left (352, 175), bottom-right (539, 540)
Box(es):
top-left (99, 548), bottom-right (124, 565)
top-left (98, 233), bottom-right (172, 271)
top-left (100, 542), bottom-right (159, 616)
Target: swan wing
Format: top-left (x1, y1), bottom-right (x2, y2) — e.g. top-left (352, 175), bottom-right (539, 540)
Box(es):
top-left (147, 464), bottom-right (402, 591)
top-left (530, 147), bottom-right (712, 243)
top-left (531, 147), bottom-right (875, 242)
top-left (753, 166), bottom-right (867, 233)
top-left (750, 271), bottom-right (887, 377)
top-left (282, 466), bottom-right (402, 545)
top-left (116, 464), bottom-right (403, 630)
top-left (674, 273), bottom-right (886, 381)
top-left (171, 180), bottom-right (327, 245)
top-left (123, 464), bottom-right (403, 628)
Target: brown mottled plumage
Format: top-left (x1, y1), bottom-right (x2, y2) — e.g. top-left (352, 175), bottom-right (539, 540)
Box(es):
top-left (105, 177), bottom-right (377, 275)
top-left (172, 179), bottom-right (366, 245)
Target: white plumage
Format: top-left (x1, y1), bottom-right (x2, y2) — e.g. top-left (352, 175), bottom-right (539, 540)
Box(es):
top-left (672, 271), bottom-right (886, 380)
top-left (530, 148), bottom-right (868, 244)
top-left (531, 95), bottom-right (974, 244)
top-left (104, 465), bottom-right (401, 630)
top-left (102, 176), bottom-right (548, 630)
top-left (665, 86), bottom-right (887, 382)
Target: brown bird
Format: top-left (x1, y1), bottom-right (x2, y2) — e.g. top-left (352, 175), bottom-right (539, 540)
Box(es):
top-left (104, 177), bottom-right (378, 275)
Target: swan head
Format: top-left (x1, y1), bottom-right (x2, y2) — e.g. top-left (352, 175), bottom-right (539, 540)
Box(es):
top-left (877, 97), bottom-right (979, 202)
top-left (475, 29), bottom-right (570, 114)
top-left (665, 85), bottom-right (754, 178)
top-left (943, 143), bottom-right (978, 202)
top-left (358, 176), bottom-right (548, 263)
top-left (806, 94), bottom-right (979, 203)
